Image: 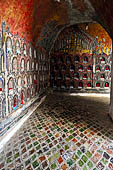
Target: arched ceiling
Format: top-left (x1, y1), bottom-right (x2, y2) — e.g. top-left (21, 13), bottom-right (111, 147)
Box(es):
top-left (0, 0), bottom-right (113, 51)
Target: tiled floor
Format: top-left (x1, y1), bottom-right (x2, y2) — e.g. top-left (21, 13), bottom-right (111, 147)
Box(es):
top-left (0, 93), bottom-right (113, 170)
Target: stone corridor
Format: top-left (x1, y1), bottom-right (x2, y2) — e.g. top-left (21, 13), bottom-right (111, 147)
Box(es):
top-left (0, 93), bottom-right (113, 170)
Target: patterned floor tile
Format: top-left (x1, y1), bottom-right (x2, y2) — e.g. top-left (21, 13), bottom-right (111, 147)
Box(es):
top-left (0, 93), bottom-right (113, 170)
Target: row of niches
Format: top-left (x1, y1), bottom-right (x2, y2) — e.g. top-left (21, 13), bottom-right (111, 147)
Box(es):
top-left (95, 65), bottom-right (111, 72)
top-left (6, 34), bottom-right (37, 58)
top-left (96, 56), bottom-right (112, 64)
top-left (51, 54), bottom-right (112, 65)
top-left (51, 80), bottom-right (110, 89)
top-left (51, 55), bottom-right (92, 64)
top-left (1, 56), bottom-right (49, 73)
top-left (0, 89), bottom-right (39, 117)
top-left (51, 64), bottom-right (111, 72)
top-left (7, 57), bottom-right (38, 73)
top-left (51, 72), bottom-right (92, 80)
top-left (51, 72), bottom-right (111, 81)
top-left (51, 64), bottom-right (92, 72)
top-left (0, 74), bottom-right (38, 93)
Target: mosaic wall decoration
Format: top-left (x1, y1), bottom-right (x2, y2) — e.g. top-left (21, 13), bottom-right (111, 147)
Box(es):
top-left (0, 22), bottom-right (50, 120)
top-left (50, 24), bottom-right (112, 90)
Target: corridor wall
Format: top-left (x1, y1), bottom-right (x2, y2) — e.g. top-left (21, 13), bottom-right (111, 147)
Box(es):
top-left (0, 22), bottom-right (49, 119)
top-left (50, 24), bottom-right (112, 91)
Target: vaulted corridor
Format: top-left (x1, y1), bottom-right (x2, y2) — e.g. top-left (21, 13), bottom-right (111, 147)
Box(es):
top-left (0, 93), bottom-right (113, 170)
top-left (1, 0), bottom-right (113, 170)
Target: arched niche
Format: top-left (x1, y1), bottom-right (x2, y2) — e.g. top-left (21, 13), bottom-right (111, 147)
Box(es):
top-left (16, 40), bottom-right (20, 55)
top-left (36, 63), bottom-right (38, 71)
top-left (30, 75), bottom-right (32, 85)
top-left (74, 72), bottom-right (79, 80)
top-left (101, 73), bottom-right (105, 80)
top-left (66, 56), bottom-right (72, 64)
top-left (53, 80), bottom-right (58, 88)
top-left (74, 55), bottom-right (80, 63)
top-left (65, 74), bottom-right (71, 80)
top-left (8, 78), bottom-right (14, 91)
top-left (57, 73), bottom-right (63, 80)
top-left (2, 99), bottom-right (6, 116)
top-left (87, 65), bottom-right (92, 71)
top-left (27, 88), bottom-right (31, 99)
top-left (96, 65), bottom-right (101, 72)
top-left (32, 62), bottom-right (34, 70)
top-left (8, 98), bottom-right (12, 114)
top-left (70, 64), bottom-right (75, 72)
top-left (12, 57), bottom-right (17, 72)
top-left (18, 76), bottom-right (21, 86)
top-left (96, 82), bottom-right (100, 88)
top-left (79, 65), bottom-right (84, 72)
top-left (58, 56), bottom-right (63, 64)
top-left (83, 56), bottom-right (88, 63)
top-left (54, 65), bottom-right (59, 72)
top-left (101, 56), bottom-right (106, 63)
top-left (6, 36), bottom-right (12, 54)
top-left (83, 73), bottom-right (87, 80)
top-left (21, 91), bottom-right (24, 104)
top-left (0, 78), bottom-right (3, 92)
top-left (24, 75), bottom-right (27, 86)
top-left (105, 65), bottom-right (110, 71)
top-left (87, 82), bottom-right (92, 88)
top-left (23, 43), bottom-right (27, 56)
top-left (70, 81), bottom-right (75, 89)
top-left (29, 46), bottom-right (32, 58)
top-left (0, 98), bottom-right (2, 118)
top-left (21, 59), bottom-right (25, 72)
top-left (27, 60), bottom-right (30, 71)
top-left (13, 95), bottom-right (18, 110)
top-left (105, 82), bottom-right (110, 88)
top-left (34, 49), bottom-right (37, 58)
top-left (78, 81), bottom-right (83, 88)
top-left (51, 57), bottom-right (56, 64)
top-left (61, 81), bottom-right (66, 89)
top-left (34, 75), bottom-right (37, 85)
top-left (2, 55), bottom-right (5, 72)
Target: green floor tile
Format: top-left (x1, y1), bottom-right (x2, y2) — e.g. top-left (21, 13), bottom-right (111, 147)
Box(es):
top-left (51, 163), bottom-right (57, 169)
top-left (32, 154), bottom-right (36, 161)
top-left (25, 159), bottom-right (30, 166)
top-left (14, 152), bottom-right (19, 159)
top-left (87, 161), bottom-right (93, 168)
top-left (67, 159), bottom-right (73, 166)
top-left (86, 151), bottom-right (92, 158)
top-left (78, 160), bottom-right (84, 167)
top-left (48, 133), bottom-right (53, 137)
top-left (7, 157), bottom-right (12, 163)
top-left (68, 135), bottom-right (73, 140)
top-left (34, 141), bottom-right (38, 146)
top-left (82, 155), bottom-right (88, 163)
top-left (30, 134), bottom-right (35, 138)
top-left (64, 145), bottom-right (69, 150)
top-left (32, 160), bottom-right (39, 168)
top-left (77, 150), bottom-right (82, 157)
top-left (83, 166), bottom-right (88, 170)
